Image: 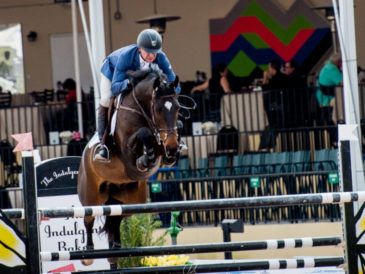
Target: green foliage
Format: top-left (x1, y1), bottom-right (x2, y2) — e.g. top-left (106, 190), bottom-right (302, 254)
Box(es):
top-left (118, 214), bottom-right (167, 268)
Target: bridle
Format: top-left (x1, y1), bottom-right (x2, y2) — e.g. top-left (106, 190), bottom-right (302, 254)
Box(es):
top-left (118, 79), bottom-right (178, 145)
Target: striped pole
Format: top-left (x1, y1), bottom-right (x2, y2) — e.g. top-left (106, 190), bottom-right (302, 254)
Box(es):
top-left (40, 236), bottom-right (342, 261)
top-left (53, 257), bottom-right (345, 274)
top-left (3, 191), bottom-right (365, 219)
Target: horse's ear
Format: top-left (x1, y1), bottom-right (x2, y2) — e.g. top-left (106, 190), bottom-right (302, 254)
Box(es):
top-left (153, 77), bottom-right (160, 89)
top-left (174, 76), bottom-right (179, 87)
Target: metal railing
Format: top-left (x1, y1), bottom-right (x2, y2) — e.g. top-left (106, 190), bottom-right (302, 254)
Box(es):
top-left (149, 162), bottom-right (341, 226)
top-left (0, 85), bottom-right (363, 227)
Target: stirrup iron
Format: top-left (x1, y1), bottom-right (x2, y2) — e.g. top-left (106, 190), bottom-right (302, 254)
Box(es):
top-left (93, 144), bottom-right (110, 162)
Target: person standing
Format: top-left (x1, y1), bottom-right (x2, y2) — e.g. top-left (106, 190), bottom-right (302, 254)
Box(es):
top-left (62, 78), bottom-right (77, 104)
top-left (282, 60), bottom-right (310, 128)
top-left (259, 59), bottom-right (289, 150)
top-left (283, 60), bottom-right (307, 88)
top-left (315, 53), bottom-right (343, 147)
top-left (0, 51), bottom-right (14, 81)
top-left (191, 63), bottom-right (233, 122)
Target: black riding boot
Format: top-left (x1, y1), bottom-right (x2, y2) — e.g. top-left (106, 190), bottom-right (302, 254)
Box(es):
top-left (94, 105), bottom-right (110, 161)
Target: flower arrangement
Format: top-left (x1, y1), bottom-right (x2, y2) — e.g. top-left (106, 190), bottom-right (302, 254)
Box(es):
top-left (59, 131), bottom-right (72, 144)
top-left (118, 214), bottom-right (167, 268)
top-left (71, 131), bottom-right (81, 141)
top-left (141, 255), bottom-right (190, 267)
top-left (58, 131), bottom-right (81, 144)
top-left (201, 121), bottom-right (218, 135)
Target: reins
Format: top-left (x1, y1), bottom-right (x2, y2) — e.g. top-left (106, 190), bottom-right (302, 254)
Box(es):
top-left (117, 81), bottom-right (178, 145)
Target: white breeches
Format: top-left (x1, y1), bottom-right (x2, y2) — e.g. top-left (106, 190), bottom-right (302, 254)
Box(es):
top-left (100, 74), bottom-right (111, 107)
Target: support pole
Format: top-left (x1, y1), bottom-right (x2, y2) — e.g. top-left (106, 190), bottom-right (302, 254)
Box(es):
top-left (71, 0), bottom-right (84, 138)
top-left (340, 141), bottom-right (357, 273)
top-left (221, 222), bottom-right (232, 259)
top-left (330, 20), bottom-right (337, 53)
top-left (88, 0), bottom-right (106, 127)
top-left (335, 0), bottom-right (364, 271)
top-left (22, 152), bottom-right (41, 274)
top-left (167, 211), bottom-right (182, 245)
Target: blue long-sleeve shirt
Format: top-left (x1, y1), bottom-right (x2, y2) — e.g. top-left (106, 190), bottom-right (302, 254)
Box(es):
top-left (101, 44), bottom-right (179, 96)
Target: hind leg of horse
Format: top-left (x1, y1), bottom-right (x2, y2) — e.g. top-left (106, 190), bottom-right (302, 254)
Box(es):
top-left (78, 169), bottom-right (108, 263)
top-left (104, 215), bottom-right (123, 269)
top-left (81, 216), bottom-right (95, 266)
top-left (104, 195), bottom-right (124, 269)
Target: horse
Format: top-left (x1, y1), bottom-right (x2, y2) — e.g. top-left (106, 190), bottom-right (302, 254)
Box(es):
top-left (77, 69), bottom-right (180, 268)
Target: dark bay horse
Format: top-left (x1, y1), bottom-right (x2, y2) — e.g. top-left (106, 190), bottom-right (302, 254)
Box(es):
top-left (77, 69), bottom-right (180, 267)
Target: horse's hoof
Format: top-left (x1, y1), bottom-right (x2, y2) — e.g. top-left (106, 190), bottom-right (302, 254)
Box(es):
top-left (108, 257), bottom-right (119, 269)
top-left (81, 259), bottom-right (94, 266)
top-left (110, 262), bottom-right (118, 270)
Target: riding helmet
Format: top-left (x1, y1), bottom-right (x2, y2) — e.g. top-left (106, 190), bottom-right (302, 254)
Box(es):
top-left (136, 29), bottom-right (162, 54)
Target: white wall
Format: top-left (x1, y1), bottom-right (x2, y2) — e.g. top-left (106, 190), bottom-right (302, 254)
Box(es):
top-left (50, 33), bottom-right (92, 93)
top-left (0, 0), bottom-right (363, 91)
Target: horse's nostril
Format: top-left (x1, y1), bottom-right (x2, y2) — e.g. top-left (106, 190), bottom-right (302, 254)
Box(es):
top-left (166, 146), bottom-right (178, 157)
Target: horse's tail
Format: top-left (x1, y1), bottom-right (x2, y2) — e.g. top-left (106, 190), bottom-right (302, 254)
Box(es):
top-left (102, 197), bottom-right (123, 244)
top-left (102, 215), bottom-right (122, 241)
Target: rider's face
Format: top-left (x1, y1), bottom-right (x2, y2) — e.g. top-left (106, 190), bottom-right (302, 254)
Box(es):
top-left (139, 48), bottom-right (157, 63)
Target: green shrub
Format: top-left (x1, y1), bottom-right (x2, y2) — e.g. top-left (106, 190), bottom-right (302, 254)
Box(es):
top-left (118, 214), bottom-right (167, 268)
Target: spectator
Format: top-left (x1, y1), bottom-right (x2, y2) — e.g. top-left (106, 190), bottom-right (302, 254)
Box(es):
top-left (191, 64), bottom-right (232, 94)
top-left (63, 78), bottom-right (77, 103)
top-left (315, 53), bottom-right (342, 147)
top-left (283, 60), bottom-right (307, 88)
top-left (53, 78), bottom-right (80, 132)
top-left (282, 60), bottom-right (311, 127)
top-left (195, 70), bottom-right (207, 85)
top-left (0, 51), bottom-right (14, 81)
top-left (259, 59), bottom-right (289, 150)
top-left (191, 63), bottom-right (233, 121)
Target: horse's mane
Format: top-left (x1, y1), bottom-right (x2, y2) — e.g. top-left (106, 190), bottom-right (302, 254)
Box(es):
top-left (126, 68), bottom-right (166, 87)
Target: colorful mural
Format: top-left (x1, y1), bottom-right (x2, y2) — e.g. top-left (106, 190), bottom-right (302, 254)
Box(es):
top-left (209, 0), bottom-right (331, 85)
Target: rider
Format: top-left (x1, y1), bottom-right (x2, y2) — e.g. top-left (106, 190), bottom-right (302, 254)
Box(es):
top-left (95, 28), bottom-right (181, 161)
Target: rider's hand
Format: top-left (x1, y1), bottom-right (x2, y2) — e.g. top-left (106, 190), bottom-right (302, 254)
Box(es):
top-left (175, 85), bottom-right (181, 94)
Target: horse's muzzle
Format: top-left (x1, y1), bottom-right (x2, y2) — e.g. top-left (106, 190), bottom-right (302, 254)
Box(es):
top-left (163, 146), bottom-right (179, 166)
top-left (165, 146), bottom-right (178, 158)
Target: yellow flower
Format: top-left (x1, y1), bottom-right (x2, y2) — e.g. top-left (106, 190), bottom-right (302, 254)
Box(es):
top-left (141, 255), bottom-right (190, 267)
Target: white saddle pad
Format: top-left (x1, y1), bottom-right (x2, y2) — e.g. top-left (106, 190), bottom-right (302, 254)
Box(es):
top-left (88, 132), bottom-right (100, 148)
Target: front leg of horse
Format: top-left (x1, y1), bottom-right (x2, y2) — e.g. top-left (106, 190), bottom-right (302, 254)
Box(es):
top-left (133, 127), bottom-right (157, 172)
top-left (81, 216), bottom-right (95, 266)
